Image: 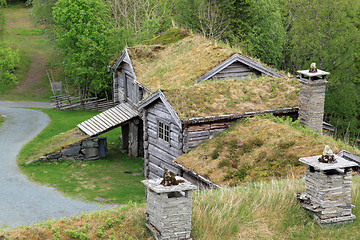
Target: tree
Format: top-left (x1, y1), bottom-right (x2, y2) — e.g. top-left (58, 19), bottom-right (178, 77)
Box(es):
top-left (108, 0), bottom-right (173, 45)
top-left (52, 0), bottom-right (115, 97)
top-left (197, 0), bottom-right (229, 40)
top-left (247, 0), bottom-right (285, 68)
top-left (283, 0), bottom-right (360, 79)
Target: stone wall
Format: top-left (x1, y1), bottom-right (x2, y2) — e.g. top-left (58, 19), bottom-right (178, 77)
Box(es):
top-left (300, 165), bottom-right (356, 227)
top-left (298, 78), bottom-right (327, 133)
top-left (142, 177), bottom-right (196, 240)
top-left (27, 137), bottom-right (107, 164)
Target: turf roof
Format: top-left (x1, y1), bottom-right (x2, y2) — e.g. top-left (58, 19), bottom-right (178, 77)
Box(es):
top-left (174, 117), bottom-right (360, 186)
top-left (163, 76), bottom-right (299, 120)
top-left (127, 31), bottom-right (236, 91)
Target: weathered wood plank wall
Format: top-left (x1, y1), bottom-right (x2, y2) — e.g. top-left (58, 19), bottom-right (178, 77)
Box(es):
top-left (183, 120), bottom-right (235, 151)
top-left (213, 61), bottom-right (261, 80)
top-left (144, 100), bottom-right (183, 179)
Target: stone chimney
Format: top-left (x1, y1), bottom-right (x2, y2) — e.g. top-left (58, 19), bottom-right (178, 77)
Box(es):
top-left (297, 63), bottom-right (330, 133)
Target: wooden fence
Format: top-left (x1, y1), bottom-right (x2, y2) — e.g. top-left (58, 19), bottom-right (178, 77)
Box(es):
top-left (50, 95), bottom-right (115, 111)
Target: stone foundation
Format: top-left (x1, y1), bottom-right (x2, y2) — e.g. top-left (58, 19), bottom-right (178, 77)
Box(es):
top-left (27, 137), bottom-right (107, 164)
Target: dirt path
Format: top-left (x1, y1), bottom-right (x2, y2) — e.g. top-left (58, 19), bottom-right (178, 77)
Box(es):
top-left (0, 102), bottom-right (111, 228)
top-left (14, 54), bottom-right (47, 93)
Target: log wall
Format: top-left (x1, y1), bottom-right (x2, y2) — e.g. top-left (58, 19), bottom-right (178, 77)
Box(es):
top-left (144, 100), bottom-right (184, 179)
top-left (183, 120), bottom-right (236, 152)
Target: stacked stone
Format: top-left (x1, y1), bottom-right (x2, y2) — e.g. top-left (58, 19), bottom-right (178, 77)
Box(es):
top-left (297, 68), bottom-right (329, 133)
top-left (299, 149), bottom-right (358, 227)
top-left (142, 177), bottom-right (197, 240)
top-left (35, 137), bottom-right (104, 163)
top-left (303, 166), bottom-right (354, 225)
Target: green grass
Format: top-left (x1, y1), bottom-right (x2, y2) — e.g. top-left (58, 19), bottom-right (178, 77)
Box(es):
top-left (3, 176), bottom-right (360, 239)
top-left (18, 109), bottom-right (145, 204)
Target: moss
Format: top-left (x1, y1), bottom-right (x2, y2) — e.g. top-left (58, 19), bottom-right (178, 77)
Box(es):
top-left (142, 28), bottom-right (190, 45)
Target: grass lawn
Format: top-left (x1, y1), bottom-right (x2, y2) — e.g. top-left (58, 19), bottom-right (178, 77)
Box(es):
top-left (18, 109), bottom-right (145, 204)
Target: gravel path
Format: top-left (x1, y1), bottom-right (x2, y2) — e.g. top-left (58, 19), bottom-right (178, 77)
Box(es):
top-left (0, 102), bottom-right (110, 228)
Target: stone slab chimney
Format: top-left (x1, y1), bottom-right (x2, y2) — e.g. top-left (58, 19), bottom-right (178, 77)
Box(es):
top-left (297, 64), bottom-right (330, 133)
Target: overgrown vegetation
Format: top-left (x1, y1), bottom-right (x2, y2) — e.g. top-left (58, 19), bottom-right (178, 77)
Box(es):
top-left (4, 176), bottom-right (360, 239)
top-left (18, 109), bottom-right (144, 203)
top-left (165, 76), bottom-right (298, 119)
top-left (128, 34), bottom-right (236, 91)
top-left (175, 116), bottom-right (360, 186)
top-left (0, 3), bottom-right (53, 101)
top-left (0, 2), bottom-right (19, 87)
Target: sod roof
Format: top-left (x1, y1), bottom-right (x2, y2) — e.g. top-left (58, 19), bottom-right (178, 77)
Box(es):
top-left (163, 76), bottom-right (299, 120)
top-left (174, 117), bottom-right (360, 186)
top-left (127, 37), bottom-right (235, 91)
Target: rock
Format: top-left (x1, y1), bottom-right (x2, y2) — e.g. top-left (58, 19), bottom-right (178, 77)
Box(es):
top-left (47, 152), bottom-right (62, 160)
top-left (81, 148), bottom-right (98, 158)
top-left (59, 156), bottom-right (76, 161)
top-left (62, 145), bottom-right (81, 157)
top-left (82, 139), bottom-right (98, 148)
top-left (83, 156), bottom-right (99, 161)
top-left (94, 196), bottom-right (110, 201)
top-left (26, 159), bottom-right (39, 165)
top-left (40, 156), bottom-right (47, 161)
top-left (323, 145), bottom-right (334, 156)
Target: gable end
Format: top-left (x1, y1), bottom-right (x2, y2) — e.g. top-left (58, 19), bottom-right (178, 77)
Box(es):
top-left (195, 53), bottom-right (284, 84)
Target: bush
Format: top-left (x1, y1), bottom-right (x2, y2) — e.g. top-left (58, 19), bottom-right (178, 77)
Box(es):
top-left (0, 42), bottom-right (19, 85)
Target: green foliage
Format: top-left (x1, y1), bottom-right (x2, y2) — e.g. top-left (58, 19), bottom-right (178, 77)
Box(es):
top-left (325, 81), bottom-right (360, 143)
top-left (52, 0), bottom-right (115, 95)
top-left (247, 0), bottom-right (284, 68)
top-left (283, 0), bottom-right (360, 79)
top-left (0, 42), bottom-right (19, 85)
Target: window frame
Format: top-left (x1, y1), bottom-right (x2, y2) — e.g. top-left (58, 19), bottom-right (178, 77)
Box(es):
top-left (157, 120), bottom-right (170, 143)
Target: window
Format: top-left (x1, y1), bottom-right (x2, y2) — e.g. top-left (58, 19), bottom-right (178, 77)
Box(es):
top-left (158, 121), bottom-right (170, 142)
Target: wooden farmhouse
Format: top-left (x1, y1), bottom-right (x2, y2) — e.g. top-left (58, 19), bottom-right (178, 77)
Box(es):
top-left (78, 29), bottom-right (334, 187)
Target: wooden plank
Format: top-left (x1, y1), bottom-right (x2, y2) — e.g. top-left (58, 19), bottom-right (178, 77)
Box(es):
top-left (149, 162), bottom-right (164, 177)
top-left (147, 124), bottom-right (181, 145)
top-left (92, 115), bottom-right (112, 129)
top-left (149, 171), bottom-right (161, 180)
top-left (149, 154), bottom-right (181, 174)
top-left (187, 140), bottom-right (205, 148)
top-left (187, 124), bottom-right (211, 132)
top-left (98, 112), bottom-right (117, 126)
top-left (188, 130), bottom-right (209, 138)
top-left (147, 107), bottom-right (172, 121)
top-left (77, 123), bottom-right (94, 136)
top-left (78, 122), bottom-right (97, 136)
top-left (148, 143), bottom-right (179, 164)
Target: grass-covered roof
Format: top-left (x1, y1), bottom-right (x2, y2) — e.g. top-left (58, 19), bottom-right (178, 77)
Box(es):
top-left (127, 29), bottom-right (236, 91)
top-left (174, 116), bottom-right (360, 186)
top-left (163, 76), bottom-right (299, 120)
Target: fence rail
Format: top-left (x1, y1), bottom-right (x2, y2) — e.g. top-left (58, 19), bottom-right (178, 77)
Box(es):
top-left (50, 95), bottom-right (115, 111)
